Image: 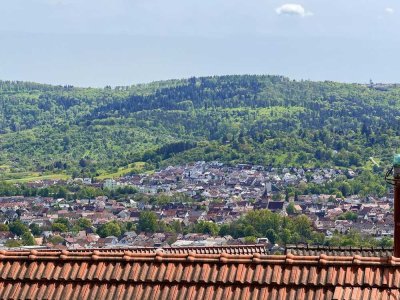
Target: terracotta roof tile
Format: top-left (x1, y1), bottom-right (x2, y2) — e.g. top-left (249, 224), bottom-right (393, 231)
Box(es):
top-left (0, 248), bottom-right (399, 299)
top-left (332, 287), bottom-right (400, 300)
top-left (30, 244), bottom-right (268, 255)
top-left (286, 245), bottom-right (393, 257)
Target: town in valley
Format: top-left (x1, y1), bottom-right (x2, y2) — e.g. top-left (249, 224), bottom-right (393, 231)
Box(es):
top-left (0, 161), bottom-right (392, 250)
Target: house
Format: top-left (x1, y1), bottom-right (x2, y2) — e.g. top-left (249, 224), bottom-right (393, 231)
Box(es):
top-left (0, 231), bottom-right (15, 244)
top-left (103, 179), bottom-right (118, 190)
top-left (267, 201), bottom-right (284, 212)
top-left (95, 236), bottom-right (119, 247)
top-left (119, 231), bottom-right (138, 244)
top-left (3, 210), bottom-right (18, 222)
top-left (83, 178), bottom-right (92, 185)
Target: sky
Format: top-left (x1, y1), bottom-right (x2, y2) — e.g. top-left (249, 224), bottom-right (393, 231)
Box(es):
top-left (0, 0), bottom-right (399, 87)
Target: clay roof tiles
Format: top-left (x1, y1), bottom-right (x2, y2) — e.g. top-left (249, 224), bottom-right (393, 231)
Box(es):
top-left (286, 245), bottom-right (393, 257)
top-left (162, 245), bottom-right (268, 255)
top-left (21, 244), bottom-right (268, 255)
top-left (0, 248), bottom-right (399, 299)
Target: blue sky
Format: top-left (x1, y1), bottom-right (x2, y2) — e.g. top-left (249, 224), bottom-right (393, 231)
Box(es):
top-left (1, 0), bottom-right (399, 87)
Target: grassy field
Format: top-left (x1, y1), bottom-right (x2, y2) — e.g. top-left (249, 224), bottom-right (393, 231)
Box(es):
top-left (364, 157), bottom-right (381, 171)
top-left (4, 173), bottom-right (70, 183)
top-left (96, 162), bottom-right (147, 180)
top-left (0, 161), bottom-right (148, 183)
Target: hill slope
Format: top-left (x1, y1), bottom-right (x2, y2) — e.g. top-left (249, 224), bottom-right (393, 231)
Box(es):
top-left (0, 75), bottom-right (399, 179)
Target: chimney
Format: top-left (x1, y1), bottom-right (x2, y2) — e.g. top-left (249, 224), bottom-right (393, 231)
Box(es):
top-left (394, 154), bottom-right (400, 257)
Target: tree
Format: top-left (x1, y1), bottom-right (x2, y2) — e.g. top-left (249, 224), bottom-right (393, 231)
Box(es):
top-left (21, 232), bottom-right (35, 246)
top-left (169, 220), bottom-right (183, 234)
top-left (5, 239), bottom-right (22, 248)
top-left (286, 203), bottom-right (296, 215)
top-left (48, 235), bottom-right (64, 245)
top-left (272, 193), bottom-right (282, 201)
top-left (311, 231), bottom-right (325, 245)
top-left (293, 215), bottom-right (312, 241)
top-left (76, 218), bottom-right (92, 230)
top-left (137, 211), bottom-right (158, 233)
top-left (79, 158), bottom-right (88, 168)
top-left (327, 230), bottom-right (377, 247)
top-left (56, 186), bottom-right (68, 199)
top-left (52, 223), bottom-right (68, 233)
top-left (0, 224), bottom-right (9, 232)
top-left (281, 229), bottom-right (292, 245)
top-left (378, 237), bottom-right (393, 248)
top-left (194, 221), bottom-right (219, 236)
top-left (29, 223), bottom-right (42, 236)
top-left (53, 218), bottom-right (70, 229)
top-left (97, 222), bottom-right (122, 238)
top-left (9, 220), bottom-right (29, 236)
top-left (340, 182), bottom-right (352, 197)
top-left (219, 224), bottom-right (230, 236)
top-left (338, 211), bottom-right (358, 221)
top-left (265, 229), bottom-right (277, 244)
top-left (244, 225), bottom-right (257, 237)
top-left (244, 236), bottom-right (257, 244)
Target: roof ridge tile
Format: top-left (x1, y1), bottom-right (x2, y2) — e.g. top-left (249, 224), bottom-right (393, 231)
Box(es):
top-left (1, 249), bottom-right (400, 268)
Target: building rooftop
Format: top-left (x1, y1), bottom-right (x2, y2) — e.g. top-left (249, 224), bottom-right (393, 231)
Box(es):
top-left (285, 244), bottom-right (393, 257)
top-left (0, 248), bottom-right (399, 299)
top-left (10, 244), bottom-right (268, 255)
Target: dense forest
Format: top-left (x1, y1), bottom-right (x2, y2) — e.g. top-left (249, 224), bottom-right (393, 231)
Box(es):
top-left (1, 75), bottom-right (399, 179)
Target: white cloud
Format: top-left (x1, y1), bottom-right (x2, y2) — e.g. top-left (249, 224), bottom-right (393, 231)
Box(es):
top-left (385, 7), bottom-right (395, 14)
top-left (276, 3), bottom-right (313, 17)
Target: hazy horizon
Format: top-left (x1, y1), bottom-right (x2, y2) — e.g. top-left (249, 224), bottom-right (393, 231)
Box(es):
top-left (2, 0), bottom-right (399, 87)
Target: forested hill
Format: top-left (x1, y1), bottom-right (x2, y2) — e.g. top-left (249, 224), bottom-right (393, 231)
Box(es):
top-left (1, 75), bottom-right (399, 179)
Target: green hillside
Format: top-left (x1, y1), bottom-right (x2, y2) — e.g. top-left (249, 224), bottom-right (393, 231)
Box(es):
top-left (1, 75), bottom-right (399, 179)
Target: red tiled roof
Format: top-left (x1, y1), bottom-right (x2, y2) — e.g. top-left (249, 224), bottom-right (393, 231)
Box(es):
top-left (0, 249), bottom-right (399, 299)
top-left (19, 244), bottom-right (268, 255)
top-left (161, 245), bottom-right (268, 255)
top-left (285, 245), bottom-right (393, 257)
